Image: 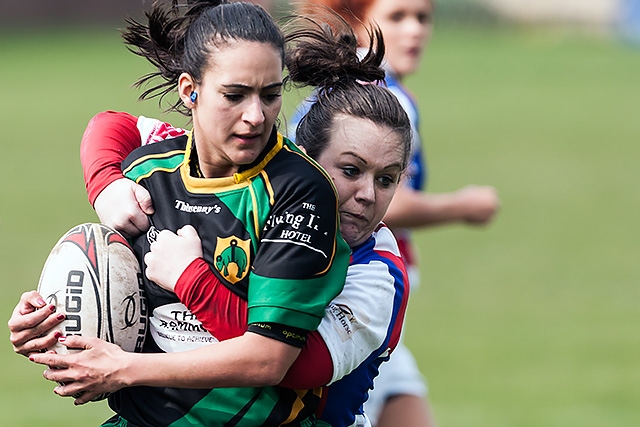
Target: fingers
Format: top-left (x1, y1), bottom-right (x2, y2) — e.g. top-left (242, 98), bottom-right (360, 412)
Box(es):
top-left (127, 214), bottom-right (151, 238)
top-left (73, 391), bottom-right (99, 406)
top-left (30, 351), bottom-right (67, 369)
top-left (16, 291), bottom-right (47, 315)
top-left (30, 336), bottom-right (93, 370)
top-left (115, 203), bottom-right (150, 238)
top-left (52, 381), bottom-right (100, 405)
top-left (154, 228), bottom-right (176, 243)
top-left (177, 224), bottom-right (197, 238)
top-left (9, 297), bottom-right (53, 333)
top-left (458, 185), bottom-right (500, 225)
top-left (13, 330), bottom-right (63, 357)
top-left (94, 178), bottom-right (152, 237)
top-left (134, 184), bottom-right (155, 215)
top-left (8, 294), bottom-right (66, 356)
top-left (32, 336), bottom-right (117, 404)
top-left (57, 335), bottom-right (96, 351)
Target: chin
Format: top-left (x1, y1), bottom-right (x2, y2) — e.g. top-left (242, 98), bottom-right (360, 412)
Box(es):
top-left (393, 57), bottom-right (420, 76)
top-left (233, 151), bottom-right (261, 165)
top-left (340, 229), bottom-right (358, 247)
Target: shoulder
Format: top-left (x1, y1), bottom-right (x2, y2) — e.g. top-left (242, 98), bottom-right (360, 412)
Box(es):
top-left (350, 224), bottom-right (408, 292)
top-left (370, 224), bottom-right (402, 257)
top-left (266, 136), bottom-right (338, 200)
top-left (136, 116), bottom-right (188, 145)
top-left (121, 134), bottom-right (189, 180)
top-left (352, 224), bottom-right (402, 264)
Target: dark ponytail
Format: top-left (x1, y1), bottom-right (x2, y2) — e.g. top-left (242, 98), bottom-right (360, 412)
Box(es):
top-left (123, 0), bottom-right (284, 115)
top-left (284, 7), bottom-right (412, 169)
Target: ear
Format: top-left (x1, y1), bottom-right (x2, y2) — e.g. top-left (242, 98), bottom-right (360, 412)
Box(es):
top-left (178, 73), bottom-right (196, 108)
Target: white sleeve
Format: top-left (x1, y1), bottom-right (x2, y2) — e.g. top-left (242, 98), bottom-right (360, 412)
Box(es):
top-left (318, 259), bottom-right (397, 384)
top-left (136, 115), bottom-right (187, 146)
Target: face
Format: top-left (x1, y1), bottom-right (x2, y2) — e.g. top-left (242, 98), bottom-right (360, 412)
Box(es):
top-left (317, 115), bottom-right (405, 248)
top-left (182, 40), bottom-right (283, 177)
top-left (366, 0), bottom-right (433, 78)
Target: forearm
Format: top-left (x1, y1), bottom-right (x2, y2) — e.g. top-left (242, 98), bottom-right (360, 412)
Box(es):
top-left (176, 259), bottom-right (333, 388)
top-left (125, 332), bottom-right (300, 388)
top-left (175, 258), bottom-right (248, 341)
top-left (280, 331), bottom-right (332, 388)
top-left (383, 186), bottom-right (466, 228)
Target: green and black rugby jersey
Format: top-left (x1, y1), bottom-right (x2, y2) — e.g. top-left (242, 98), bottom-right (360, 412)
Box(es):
top-left (111, 128), bottom-right (349, 427)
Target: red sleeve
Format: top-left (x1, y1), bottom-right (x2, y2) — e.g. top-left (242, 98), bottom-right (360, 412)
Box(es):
top-left (176, 258), bottom-right (334, 388)
top-left (279, 331), bottom-right (333, 389)
top-left (80, 111), bottom-right (141, 205)
top-left (174, 258), bottom-right (247, 342)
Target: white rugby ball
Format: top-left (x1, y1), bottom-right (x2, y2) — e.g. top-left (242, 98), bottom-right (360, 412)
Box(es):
top-left (37, 223), bottom-right (147, 355)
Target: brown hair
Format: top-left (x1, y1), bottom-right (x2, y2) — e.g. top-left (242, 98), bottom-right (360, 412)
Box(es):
top-left (284, 7), bottom-right (412, 170)
top-left (297, 0), bottom-right (374, 29)
top-left (123, 0), bottom-right (284, 115)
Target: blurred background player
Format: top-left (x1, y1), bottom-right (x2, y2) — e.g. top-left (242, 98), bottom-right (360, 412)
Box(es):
top-left (292, 0), bottom-right (500, 426)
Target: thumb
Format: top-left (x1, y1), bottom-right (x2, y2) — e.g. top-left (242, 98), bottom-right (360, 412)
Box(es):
top-left (133, 185), bottom-right (155, 215)
top-left (58, 335), bottom-right (97, 351)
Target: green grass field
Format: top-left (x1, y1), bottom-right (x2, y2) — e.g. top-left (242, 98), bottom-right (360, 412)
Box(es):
top-left (0, 24), bottom-right (638, 426)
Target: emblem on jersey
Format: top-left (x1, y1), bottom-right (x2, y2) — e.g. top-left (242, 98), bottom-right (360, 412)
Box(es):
top-left (214, 236), bottom-right (251, 283)
top-left (146, 225), bottom-right (159, 244)
top-left (326, 301), bottom-right (368, 342)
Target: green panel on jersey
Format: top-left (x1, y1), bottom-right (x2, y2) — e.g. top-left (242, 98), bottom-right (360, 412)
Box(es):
top-left (214, 175), bottom-right (273, 251)
top-left (100, 417), bottom-right (128, 427)
top-left (248, 271), bottom-right (346, 331)
top-left (168, 386), bottom-right (278, 427)
top-left (123, 151), bottom-right (185, 183)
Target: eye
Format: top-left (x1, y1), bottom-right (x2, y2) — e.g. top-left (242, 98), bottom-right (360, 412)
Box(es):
top-left (417, 12), bottom-right (432, 24)
top-left (378, 177), bottom-right (392, 187)
top-left (224, 93), bottom-right (244, 102)
top-left (377, 175), bottom-right (398, 188)
top-left (389, 12), bottom-right (405, 23)
top-left (262, 92), bottom-right (282, 104)
top-left (342, 166), bottom-right (360, 178)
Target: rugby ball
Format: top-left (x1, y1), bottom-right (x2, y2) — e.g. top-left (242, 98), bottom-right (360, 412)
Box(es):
top-left (37, 223), bottom-right (147, 355)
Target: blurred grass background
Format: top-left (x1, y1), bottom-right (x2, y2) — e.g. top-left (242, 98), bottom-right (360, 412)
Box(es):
top-left (0, 11), bottom-right (639, 427)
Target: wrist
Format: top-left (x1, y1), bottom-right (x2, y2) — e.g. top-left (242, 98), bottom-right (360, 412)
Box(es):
top-left (116, 351), bottom-right (144, 389)
top-left (174, 258), bottom-right (208, 300)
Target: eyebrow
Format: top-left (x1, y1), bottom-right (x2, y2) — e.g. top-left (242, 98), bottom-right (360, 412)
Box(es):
top-left (221, 82), bottom-right (283, 91)
top-left (342, 151), bottom-right (403, 170)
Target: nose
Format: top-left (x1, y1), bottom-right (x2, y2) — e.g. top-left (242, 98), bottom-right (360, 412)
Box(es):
top-left (407, 16), bottom-right (428, 40)
top-left (242, 95), bottom-right (265, 127)
top-left (354, 177), bottom-right (375, 205)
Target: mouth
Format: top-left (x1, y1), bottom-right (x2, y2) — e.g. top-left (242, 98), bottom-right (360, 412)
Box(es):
top-left (406, 47), bottom-right (421, 58)
top-left (234, 133), bottom-right (262, 144)
top-left (341, 211), bottom-right (368, 223)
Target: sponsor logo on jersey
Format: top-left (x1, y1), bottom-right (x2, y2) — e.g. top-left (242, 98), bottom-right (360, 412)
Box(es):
top-left (262, 206), bottom-right (330, 258)
top-left (149, 303), bottom-right (218, 353)
top-left (213, 236), bottom-right (251, 284)
top-left (326, 301), bottom-right (369, 342)
top-left (174, 199), bottom-right (220, 215)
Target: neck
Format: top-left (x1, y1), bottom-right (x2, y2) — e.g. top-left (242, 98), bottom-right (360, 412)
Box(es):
top-left (188, 132), bottom-right (238, 179)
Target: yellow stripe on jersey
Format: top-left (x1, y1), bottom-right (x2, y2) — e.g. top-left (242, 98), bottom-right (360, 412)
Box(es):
top-left (247, 182), bottom-right (261, 238)
top-left (259, 170), bottom-right (275, 205)
top-left (180, 132), bottom-right (249, 193)
top-left (233, 133), bottom-right (285, 183)
top-left (122, 149), bottom-right (186, 183)
top-left (282, 388), bottom-right (323, 424)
